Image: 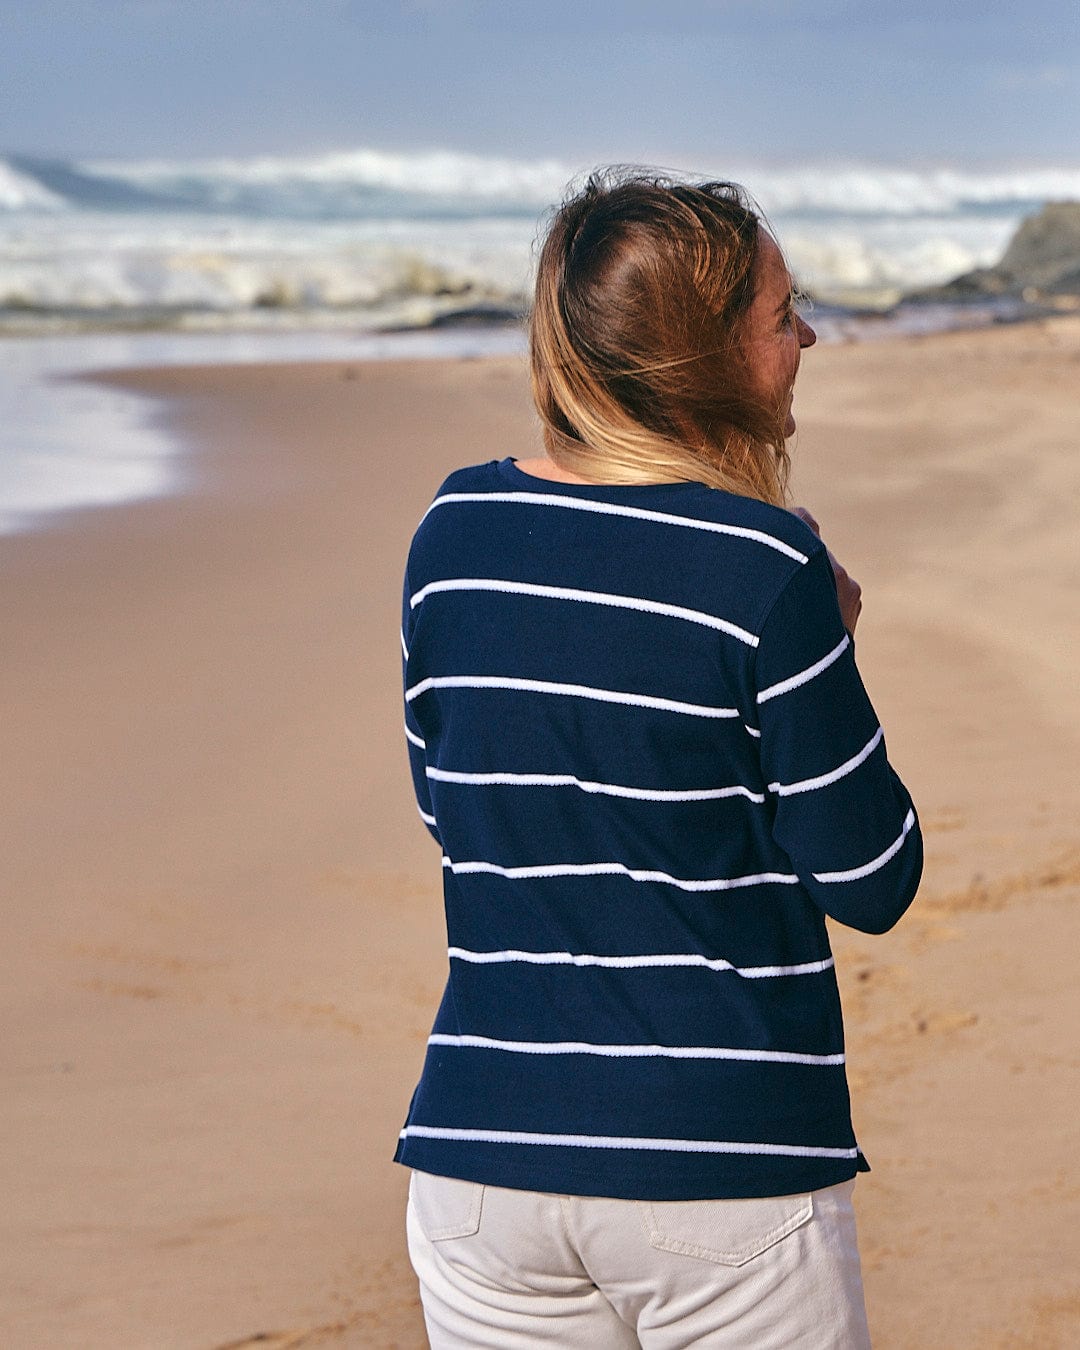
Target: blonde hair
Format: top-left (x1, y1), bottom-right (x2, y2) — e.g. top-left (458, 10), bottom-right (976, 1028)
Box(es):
top-left (529, 169), bottom-right (791, 505)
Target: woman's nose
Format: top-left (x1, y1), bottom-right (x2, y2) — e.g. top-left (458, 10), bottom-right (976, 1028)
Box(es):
top-left (797, 315), bottom-right (817, 349)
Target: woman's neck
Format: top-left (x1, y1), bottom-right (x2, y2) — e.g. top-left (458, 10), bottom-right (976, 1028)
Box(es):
top-left (512, 456), bottom-right (597, 484)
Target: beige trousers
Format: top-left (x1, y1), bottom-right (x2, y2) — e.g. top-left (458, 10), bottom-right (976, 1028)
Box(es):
top-left (407, 1170), bottom-right (871, 1348)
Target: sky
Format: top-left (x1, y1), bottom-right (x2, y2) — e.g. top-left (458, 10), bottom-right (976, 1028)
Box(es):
top-left (2, 0), bottom-right (1079, 166)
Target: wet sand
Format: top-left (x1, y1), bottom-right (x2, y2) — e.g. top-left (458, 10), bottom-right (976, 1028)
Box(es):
top-left (2, 322), bottom-right (1079, 1347)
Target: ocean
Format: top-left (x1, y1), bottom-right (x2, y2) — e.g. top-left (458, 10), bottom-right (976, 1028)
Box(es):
top-left (2, 147), bottom-right (1079, 533)
top-left (8, 148), bottom-right (1080, 328)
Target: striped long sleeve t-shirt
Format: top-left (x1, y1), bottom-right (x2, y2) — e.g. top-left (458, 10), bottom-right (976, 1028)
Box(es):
top-left (394, 457), bottom-right (922, 1200)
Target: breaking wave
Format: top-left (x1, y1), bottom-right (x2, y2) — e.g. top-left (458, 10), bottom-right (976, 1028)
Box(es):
top-left (2, 148), bottom-right (1079, 328)
top-left (6, 150), bottom-right (1080, 220)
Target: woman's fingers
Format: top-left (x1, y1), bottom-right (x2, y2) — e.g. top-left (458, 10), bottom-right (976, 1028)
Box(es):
top-left (826, 548), bottom-right (862, 636)
top-left (792, 506), bottom-right (820, 535)
top-left (792, 507), bottom-right (860, 634)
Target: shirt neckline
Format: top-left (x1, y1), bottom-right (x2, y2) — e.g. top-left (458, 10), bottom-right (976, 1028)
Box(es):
top-left (495, 457), bottom-right (709, 499)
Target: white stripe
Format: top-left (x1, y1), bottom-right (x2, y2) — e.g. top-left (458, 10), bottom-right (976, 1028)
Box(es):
top-left (400, 628), bottom-right (409, 660)
top-left (405, 723), bottom-right (426, 750)
top-left (769, 727), bottom-right (884, 797)
top-left (757, 634), bottom-right (850, 705)
top-left (399, 1124), bottom-right (858, 1160)
top-left (424, 491), bottom-right (810, 563)
top-left (813, 808), bottom-right (917, 883)
top-left (428, 1033), bottom-right (843, 1066)
top-left (441, 856), bottom-right (798, 892)
top-left (744, 725), bottom-right (761, 738)
top-left (410, 578), bottom-right (759, 647)
top-left (405, 675), bottom-right (739, 720)
top-left (418, 807), bottom-right (437, 827)
top-left (427, 766), bottom-right (764, 804)
top-left (447, 948), bottom-right (835, 979)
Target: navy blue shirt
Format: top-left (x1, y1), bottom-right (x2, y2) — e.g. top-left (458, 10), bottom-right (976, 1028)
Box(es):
top-left (394, 458), bottom-right (922, 1200)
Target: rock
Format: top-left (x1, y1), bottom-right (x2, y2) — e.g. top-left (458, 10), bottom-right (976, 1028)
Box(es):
top-left (907, 201), bottom-right (1080, 302)
top-left (999, 202), bottom-right (1080, 290)
top-left (1044, 266), bottom-right (1080, 297)
top-left (916, 266), bottom-right (1014, 300)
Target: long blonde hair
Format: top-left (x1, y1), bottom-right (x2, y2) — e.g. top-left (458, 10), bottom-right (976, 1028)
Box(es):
top-left (529, 169), bottom-right (791, 505)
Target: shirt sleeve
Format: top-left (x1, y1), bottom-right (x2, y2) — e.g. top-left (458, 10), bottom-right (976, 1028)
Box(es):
top-left (402, 571), bottom-right (442, 848)
top-left (753, 545), bottom-right (922, 934)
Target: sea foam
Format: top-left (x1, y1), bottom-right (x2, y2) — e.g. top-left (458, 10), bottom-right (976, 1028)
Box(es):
top-left (2, 149), bottom-right (1079, 327)
top-left (8, 151), bottom-right (1080, 218)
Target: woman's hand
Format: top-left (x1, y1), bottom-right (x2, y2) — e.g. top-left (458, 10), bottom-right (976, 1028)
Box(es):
top-left (792, 507), bottom-right (862, 636)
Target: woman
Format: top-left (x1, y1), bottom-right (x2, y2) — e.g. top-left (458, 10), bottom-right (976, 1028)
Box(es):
top-left (395, 170), bottom-right (921, 1347)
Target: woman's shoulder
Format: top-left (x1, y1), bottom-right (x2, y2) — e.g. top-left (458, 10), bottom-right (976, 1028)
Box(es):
top-left (409, 458), bottom-right (825, 581)
top-left (436, 461), bottom-right (496, 489)
top-left (405, 462), bottom-right (499, 536)
top-left (645, 484), bottom-right (828, 594)
top-left (428, 459), bottom-right (506, 500)
top-left (680, 485), bottom-right (823, 555)
top-left (423, 460), bottom-right (821, 541)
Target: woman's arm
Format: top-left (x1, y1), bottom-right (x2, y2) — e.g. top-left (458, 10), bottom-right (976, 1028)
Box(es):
top-left (753, 543), bottom-right (922, 934)
top-left (402, 569), bottom-right (442, 847)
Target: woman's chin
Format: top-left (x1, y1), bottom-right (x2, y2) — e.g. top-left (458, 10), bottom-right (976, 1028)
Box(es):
top-left (784, 411), bottom-right (797, 438)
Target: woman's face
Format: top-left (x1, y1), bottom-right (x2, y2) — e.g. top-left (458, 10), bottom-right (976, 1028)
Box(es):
top-left (744, 229), bottom-right (816, 438)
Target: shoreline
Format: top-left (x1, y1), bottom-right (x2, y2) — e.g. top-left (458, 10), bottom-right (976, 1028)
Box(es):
top-left (3, 327), bottom-right (1080, 1347)
top-left (1, 300), bottom-right (1069, 542)
top-left (0, 325), bottom-right (529, 540)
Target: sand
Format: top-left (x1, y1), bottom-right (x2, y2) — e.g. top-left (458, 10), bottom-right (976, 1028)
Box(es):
top-left (2, 321), bottom-right (1079, 1348)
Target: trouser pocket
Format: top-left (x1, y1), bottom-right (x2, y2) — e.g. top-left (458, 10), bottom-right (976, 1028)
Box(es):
top-left (409, 1170), bottom-right (485, 1242)
top-left (639, 1191), bottom-right (813, 1267)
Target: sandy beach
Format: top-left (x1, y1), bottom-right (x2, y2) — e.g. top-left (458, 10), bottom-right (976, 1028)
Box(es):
top-left (3, 320), bottom-right (1079, 1348)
